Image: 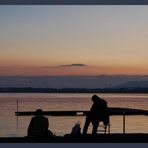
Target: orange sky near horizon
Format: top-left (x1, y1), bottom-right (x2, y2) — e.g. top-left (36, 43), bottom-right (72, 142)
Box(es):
top-left (0, 65), bottom-right (148, 76)
top-left (1, 6), bottom-right (148, 76)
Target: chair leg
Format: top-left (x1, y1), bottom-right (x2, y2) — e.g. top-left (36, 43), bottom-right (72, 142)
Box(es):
top-left (105, 124), bottom-right (111, 134)
top-left (97, 123), bottom-right (111, 134)
top-left (108, 124), bottom-right (111, 134)
top-left (104, 126), bottom-right (107, 134)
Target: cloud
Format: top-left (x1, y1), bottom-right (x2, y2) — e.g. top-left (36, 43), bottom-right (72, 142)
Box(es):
top-left (59, 64), bottom-right (88, 67)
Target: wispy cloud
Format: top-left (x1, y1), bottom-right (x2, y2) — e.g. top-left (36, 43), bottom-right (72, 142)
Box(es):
top-left (59, 64), bottom-right (88, 67)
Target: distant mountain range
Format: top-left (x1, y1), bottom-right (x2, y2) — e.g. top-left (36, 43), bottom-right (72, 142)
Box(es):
top-left (115, 81), bottom-right (148, 88)
top-left (0, 75), bottom-right (148, 89)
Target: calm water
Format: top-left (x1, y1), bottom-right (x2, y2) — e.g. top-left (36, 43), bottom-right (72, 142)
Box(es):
top-left (0, 93), bottom-right (148, 137)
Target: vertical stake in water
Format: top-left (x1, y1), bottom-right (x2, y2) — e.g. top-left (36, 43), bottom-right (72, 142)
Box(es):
top-left (123, 112), bottom-right (125, 134)
top-left (16, 99), bottom-right (19, 129)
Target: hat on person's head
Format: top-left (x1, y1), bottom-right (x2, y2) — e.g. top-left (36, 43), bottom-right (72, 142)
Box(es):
top-left (35, 109), bottom-right (43, 115)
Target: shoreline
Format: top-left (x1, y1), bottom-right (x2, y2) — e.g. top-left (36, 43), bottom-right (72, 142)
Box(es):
top-left (0, 134), bottom-right (148, 143)
top-left (1, 87), bottom-right (148, 93)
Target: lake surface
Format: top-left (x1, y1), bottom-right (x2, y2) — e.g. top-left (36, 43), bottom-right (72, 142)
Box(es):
top-left (0, 93), bottom-right (148, 137)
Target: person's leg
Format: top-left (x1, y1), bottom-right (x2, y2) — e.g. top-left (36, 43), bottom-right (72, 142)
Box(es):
top-left (83, 118), bottom-right (91, 134)
top-left (92, 121), bottom-right (99, 135)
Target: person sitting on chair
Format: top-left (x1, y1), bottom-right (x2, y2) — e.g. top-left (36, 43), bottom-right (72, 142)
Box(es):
top-left (83, 95), bottom-right (109, 135)
top-left (27, 109), bottom-right (53, 138)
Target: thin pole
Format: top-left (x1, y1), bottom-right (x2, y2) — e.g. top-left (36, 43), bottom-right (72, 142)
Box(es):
top-left (16, 100), bottom-right (19, 129)
top-left (17, 100), bottom-right (18, 112)
top-left (123, 113), bottom-right (125, 134)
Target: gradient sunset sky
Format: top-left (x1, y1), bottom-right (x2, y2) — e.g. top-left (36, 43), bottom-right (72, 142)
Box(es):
top-left (1, 6), bottom-right (148, 76)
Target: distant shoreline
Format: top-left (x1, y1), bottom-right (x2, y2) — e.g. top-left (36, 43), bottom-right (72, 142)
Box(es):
top-left (1, 87), bottom-right (148, 93)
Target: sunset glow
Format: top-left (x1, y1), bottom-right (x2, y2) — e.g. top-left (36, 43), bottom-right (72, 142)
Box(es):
top-left (1, 6), bottom-right (148, 76)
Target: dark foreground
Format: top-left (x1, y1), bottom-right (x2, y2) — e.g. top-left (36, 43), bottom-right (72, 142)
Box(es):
top-left (0, 134), bottom-right (148, 143)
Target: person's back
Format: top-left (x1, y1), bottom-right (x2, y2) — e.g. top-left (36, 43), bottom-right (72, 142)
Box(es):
top-left (27, 109), bottom-right (53, 138)
top-left (97, 98), bottom-right (108, 120)
top-left (89, 96), bottom-right (107, 121)
top-left (28, 115), bottom-right (48, 137)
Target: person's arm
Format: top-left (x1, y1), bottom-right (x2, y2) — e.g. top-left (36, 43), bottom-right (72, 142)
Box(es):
top-left (86, 104), bottom-right (94, 119)
top-left (45, 117), bottom-right (49, 130)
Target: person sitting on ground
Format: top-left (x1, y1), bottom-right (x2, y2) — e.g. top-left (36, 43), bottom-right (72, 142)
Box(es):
top-left (27, 109), bottom-right (53, 138)
top-left (83, 95), bottom-right (109, 135)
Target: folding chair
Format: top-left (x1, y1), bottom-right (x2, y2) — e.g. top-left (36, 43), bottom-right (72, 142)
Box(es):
top-left (97, 122), bottom-right (111, 134)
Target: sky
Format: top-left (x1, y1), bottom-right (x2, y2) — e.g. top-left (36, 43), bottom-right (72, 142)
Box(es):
top-left (1, 6), bottom-right (148, 76)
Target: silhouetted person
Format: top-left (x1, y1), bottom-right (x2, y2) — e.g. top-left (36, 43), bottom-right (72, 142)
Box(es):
top-left (83, 95), bottom-right (109, 135)
top-left (27, 109), bottom-right (53, 138)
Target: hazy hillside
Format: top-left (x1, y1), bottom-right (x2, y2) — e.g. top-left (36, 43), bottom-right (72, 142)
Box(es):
top-left (115, 81), bottom-right (148, 88)
top-left (0, 75), bottom-right (148, 88)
